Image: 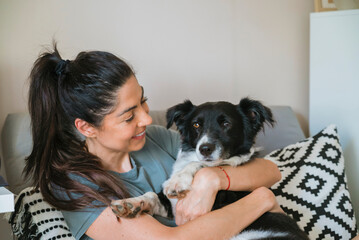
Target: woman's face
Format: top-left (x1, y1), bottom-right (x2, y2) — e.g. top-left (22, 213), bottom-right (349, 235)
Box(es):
top-left (91, 75), bottom-right (152, 155)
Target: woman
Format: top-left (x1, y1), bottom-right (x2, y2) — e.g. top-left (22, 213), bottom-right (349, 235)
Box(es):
top-left (25, 44), bottom-right (282, 240)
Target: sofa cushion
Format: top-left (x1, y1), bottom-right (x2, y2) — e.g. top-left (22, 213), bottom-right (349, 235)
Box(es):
top-left (255, 106), bottom-right (305, 157)
top-left (266, 125), bottom-right (358, 239)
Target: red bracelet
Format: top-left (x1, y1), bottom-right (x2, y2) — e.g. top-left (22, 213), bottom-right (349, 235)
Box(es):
top-left (217, 166), bottom-right (230, 191)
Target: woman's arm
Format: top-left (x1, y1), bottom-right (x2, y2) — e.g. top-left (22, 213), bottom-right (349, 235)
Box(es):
top-left (215, 158), bottom-right (282, 191)
top-left (86, 187), bottom-right (281, 240)
top-left (175, 158), bottom-right (281, 225)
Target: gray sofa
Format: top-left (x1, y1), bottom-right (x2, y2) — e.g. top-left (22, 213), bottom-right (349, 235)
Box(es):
top-left (1, 106), bottom-right (305, 195)
top-left (1, 106), bottom-right (309, 239)
top-left (3, 107), bottom-right (359, 239)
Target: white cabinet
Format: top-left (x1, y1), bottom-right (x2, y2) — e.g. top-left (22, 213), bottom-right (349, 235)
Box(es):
top-left (0, 187), bottom-right (14, 213)
top-left (310, 9), bottom-right (359, 224)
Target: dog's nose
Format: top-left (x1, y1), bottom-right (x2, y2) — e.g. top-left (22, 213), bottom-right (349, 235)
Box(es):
top-left (199, 143), bottom-right (215, 157)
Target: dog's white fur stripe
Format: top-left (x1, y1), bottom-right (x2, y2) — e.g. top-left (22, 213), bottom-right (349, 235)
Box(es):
top-left (195, 134), bottom-right (222, 161)
top-left (232, 229), bottom-right (288, 240)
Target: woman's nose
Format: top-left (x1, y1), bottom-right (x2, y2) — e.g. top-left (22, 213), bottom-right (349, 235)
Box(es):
top-left (138, 109), bottom-right (152, 127)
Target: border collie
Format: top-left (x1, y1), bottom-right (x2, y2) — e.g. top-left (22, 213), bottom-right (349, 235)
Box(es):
top-left (111, 98), bottom-right (308, 240)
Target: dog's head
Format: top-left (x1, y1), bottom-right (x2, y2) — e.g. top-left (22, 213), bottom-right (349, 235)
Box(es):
top-left (166, 98), bottom-right (274, 162)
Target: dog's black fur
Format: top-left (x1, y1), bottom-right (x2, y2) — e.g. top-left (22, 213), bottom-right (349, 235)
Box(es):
top-left (161, 98), bottom-right (309, 240)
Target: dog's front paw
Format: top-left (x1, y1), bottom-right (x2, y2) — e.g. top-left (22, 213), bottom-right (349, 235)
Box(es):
top-left (163, 173), bottom-right (193, 199)
top-left (111, 197), bottom-right (146, 218)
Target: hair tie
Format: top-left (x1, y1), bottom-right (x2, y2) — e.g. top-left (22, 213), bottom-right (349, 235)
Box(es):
top-left (55, 59), bottom-right (70, 76)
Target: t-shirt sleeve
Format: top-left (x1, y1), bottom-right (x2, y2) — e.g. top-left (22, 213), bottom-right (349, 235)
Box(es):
top-left (54, 175), bottom-right (106, 240)
top-left (146, 125), bottom-right (181, 158)
top-left (62, 207), bottom-right (105, 240)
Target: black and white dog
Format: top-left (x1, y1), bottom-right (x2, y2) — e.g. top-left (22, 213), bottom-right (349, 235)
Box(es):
top-left (111, 98), bottom-right (308, 240)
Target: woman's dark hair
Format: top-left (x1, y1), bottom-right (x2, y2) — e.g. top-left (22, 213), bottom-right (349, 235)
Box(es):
top-left (24, 43), bottom-right (133, 210)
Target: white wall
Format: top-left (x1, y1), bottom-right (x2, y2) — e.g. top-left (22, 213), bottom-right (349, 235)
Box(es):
top-left (0, 0), bottom-right (313, 135)
top-left (233, 1), bottom-right (312, 131)
top-left (0, 1), bottom-right (313, 239)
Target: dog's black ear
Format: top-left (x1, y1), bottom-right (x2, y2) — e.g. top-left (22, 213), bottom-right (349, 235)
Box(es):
top-left (166, 100), bottom-right (195, 129)
top-left (238, 98), bottom-right (275, 133)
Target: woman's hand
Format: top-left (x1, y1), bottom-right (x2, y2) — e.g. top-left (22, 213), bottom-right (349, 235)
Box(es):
top-left (175, 167), bottom-right (222, 225)
top-left (175, 158), bottom-right (282, 225)
top-left (252, 186), bottom-right (285, 214)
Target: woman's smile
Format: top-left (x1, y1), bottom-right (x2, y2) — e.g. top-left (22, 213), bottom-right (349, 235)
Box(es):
top-left (132, 130), bottom-right (146, 140)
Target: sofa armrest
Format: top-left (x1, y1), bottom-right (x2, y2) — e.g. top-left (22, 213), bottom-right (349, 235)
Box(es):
top-left (1, 113), bottom-right (32, 194)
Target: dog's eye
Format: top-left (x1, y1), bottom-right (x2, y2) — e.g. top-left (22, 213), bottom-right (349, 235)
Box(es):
top-left (221, 121), bottom-right (231, 128)
top-left (193, 123), bottom-right (200, 129)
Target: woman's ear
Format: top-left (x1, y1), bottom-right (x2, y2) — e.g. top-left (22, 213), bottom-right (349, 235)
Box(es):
top-left (75, 118), bottom-right (96, 138)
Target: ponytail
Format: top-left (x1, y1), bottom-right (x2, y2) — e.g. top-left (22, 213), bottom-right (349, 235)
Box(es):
top-left (26, 46), bottom-right (62, 186)
top-left (25, 44), bottom-right (131, 210)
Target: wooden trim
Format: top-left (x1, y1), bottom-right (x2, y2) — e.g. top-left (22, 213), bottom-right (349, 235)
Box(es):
top-left (314, 0), bottom-right (337, 12)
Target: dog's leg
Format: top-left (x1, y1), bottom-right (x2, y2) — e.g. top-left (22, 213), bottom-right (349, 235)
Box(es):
top-left (111, 192), bottom-right (168, 219)
top-left (163, 161), bottom-right (204, 198)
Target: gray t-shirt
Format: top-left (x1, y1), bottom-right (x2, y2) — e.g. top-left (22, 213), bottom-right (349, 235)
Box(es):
top-left (61, 125), bottom-right (181, 240)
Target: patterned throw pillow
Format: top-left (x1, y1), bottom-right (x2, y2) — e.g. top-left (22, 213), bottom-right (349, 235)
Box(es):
top-left (265, 125), bottom-right (358, 239)
top-left (7, 187), bottom-right (75, 240)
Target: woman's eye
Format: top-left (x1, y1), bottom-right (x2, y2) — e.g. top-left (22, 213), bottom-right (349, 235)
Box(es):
top-left (193, 123), bottom-right (200, 129)
top-left (125, 115), bottom-right (134, 122)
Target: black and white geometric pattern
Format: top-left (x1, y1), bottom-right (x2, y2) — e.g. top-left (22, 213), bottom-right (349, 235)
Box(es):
top-left (7, 187), bottom-right (75, 240)
top-left (266, 125), bottom-right (358, 240)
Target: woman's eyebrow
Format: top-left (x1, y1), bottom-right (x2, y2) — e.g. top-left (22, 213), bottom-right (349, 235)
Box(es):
top-left (118, 105), bottom-right (137, 117)
top-left (118, 86), bottom-right (144, 117)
